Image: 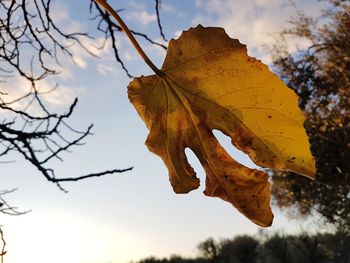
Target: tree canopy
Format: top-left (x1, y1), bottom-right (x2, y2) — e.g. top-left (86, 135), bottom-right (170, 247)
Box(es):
top-left (134, 232), bottom-right (350, 263)
top-left (270, 0), bottom-right (350, 231)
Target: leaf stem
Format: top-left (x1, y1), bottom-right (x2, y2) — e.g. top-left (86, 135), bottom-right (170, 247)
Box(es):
top-left (95, 0), bottom-right (163, 76)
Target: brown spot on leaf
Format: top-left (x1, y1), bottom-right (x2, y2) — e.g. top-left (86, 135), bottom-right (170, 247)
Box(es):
top-left (248, 57), bottom-right (256, 63)
top-left (239, 135), bottom-right (254, 149)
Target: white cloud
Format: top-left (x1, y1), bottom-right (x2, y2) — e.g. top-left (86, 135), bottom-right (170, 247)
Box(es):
top-left (0, 76), bottom-right (81, 119)
top-left (144, 37), bottom-right (167, 62)
top-left (53, 34), bottom-right (123, 78)
top-left (72, 56), bottom-right (88, 69)
top-left (50, 2), bottom-right (69, 23)
top-left (97, 64), bottom-right (115, 76)
top-left (38, 80), bottom-right (81, 107)
top-left (128, 1), bottom-right (146, 10)
top-left (0, 77), bottom-right (32, 113)
top-left (161, 3), bottom-right (176, 13)
top-left (192, 0), bottom-right (324, 64)
top-left (195, 0), bottom-right (205, 8)
top-left (122, 50), bottom-right (136, 62)
top-left (127, 11), bottom-right (157, 27)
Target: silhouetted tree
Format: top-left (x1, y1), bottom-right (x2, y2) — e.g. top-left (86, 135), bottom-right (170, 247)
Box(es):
top-left (270, 0), bottom-right (350, 232)
top-left (259, 235), bottom-right (292, 263)
top-left (259, 233), bottom-right (350, 263)
top-left (134, 232), bottom-right (350, 263)
top-left (219, 235), bottom-right (259, 263)
top-left (198, 238), bottom-right (219, 262)
top-left (290, 234), bottom-right (324, 263)
top-left (136, 255), bottom-right (207, 263)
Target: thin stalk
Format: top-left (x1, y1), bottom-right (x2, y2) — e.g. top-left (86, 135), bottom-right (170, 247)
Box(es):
top-left (0, 226), bottom-right (5, 263)
top-left (95, 0), bottom-right (163, 76)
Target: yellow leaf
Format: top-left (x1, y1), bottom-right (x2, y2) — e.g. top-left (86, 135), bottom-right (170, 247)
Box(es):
top-left (128, 25), bottom-right (316, 227)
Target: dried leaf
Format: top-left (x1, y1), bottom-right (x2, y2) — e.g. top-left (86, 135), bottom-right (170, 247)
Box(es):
top-left (128, 25), bottom-right (316, 227)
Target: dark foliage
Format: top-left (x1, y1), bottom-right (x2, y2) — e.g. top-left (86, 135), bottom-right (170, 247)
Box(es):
top-left (198, 238), bottom-right (219, 261)
top-left (219, 236), bottom-right (259, 263)
top-left (134, 233), bottom-right (350, 263)
top-left (269, 0), bottom-right (350, 232)
top-left (136, 255), bottom-right (207, 263)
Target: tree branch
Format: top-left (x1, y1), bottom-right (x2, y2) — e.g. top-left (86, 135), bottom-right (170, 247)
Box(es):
top-left (0, 226), bottom-right (6, 263)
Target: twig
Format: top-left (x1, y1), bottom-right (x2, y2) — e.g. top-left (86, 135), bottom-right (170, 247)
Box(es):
top-left (155, 0), bottom-right (167, 41)
top-left (95, 0), bottom-right (163, 76)
top-left (0, 226), bottom-right (6, 263)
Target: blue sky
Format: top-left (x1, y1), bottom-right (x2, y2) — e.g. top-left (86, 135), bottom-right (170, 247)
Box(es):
top-left (1, 1), bottom-right (326, 262)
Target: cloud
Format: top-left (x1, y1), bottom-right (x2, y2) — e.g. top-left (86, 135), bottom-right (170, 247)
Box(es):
top-left (127, 11), bottom-right (157, 27)
top-left (41, 84), bottom-right (80, 108)
top-left (127, 1), bottom-right (146, 10)
top-left (144, 37), bottom-right (167, 57)
top-left (192, 0), bottom-right (324, 64)
top-left (195, 0), bottom-right (205, 8)
top-left (72, 56), bottom-right (88, 69)
top-left (0, 77), bottom-right (32, 113)
top-left (92, 35), bottom-right (135, 76)
top-left (0, 75), bottom-right (81, 119)
top-left (97, 64), bottom-right (116, 76)
top-left (49, 2), bottom-right (70, 23)
top-left (161, 3), bottom-right (176, 13)
top-left (122, 50), bottom-right (136, 62)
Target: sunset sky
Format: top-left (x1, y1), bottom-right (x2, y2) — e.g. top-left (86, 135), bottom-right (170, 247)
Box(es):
top-left (1, 1), bottom-right (326, 262)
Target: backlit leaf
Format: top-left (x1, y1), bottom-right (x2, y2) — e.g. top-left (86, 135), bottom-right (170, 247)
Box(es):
top-left (128, 25), bottom-right (316, 227)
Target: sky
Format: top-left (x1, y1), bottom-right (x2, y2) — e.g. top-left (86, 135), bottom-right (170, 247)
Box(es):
top-left (1, 1), bottom-right (327, 262)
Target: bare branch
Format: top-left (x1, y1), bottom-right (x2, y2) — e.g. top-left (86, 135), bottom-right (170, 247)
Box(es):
top-left (155, 0), bottom-right (167, 41)
top-left (0, 189), bottom-right (29, 216)
top-left (0, 226), bottom-right (6, 263)
top-left (89, 0), bottom-right (167, 77)
top-left (1, 0), bottom-right (134, 190)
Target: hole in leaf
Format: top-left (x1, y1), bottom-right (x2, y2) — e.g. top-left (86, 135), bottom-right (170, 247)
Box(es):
top-left (185, 147), bottom-right (206, 191)
top-left (213, 129), bottom-right (263, 170)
